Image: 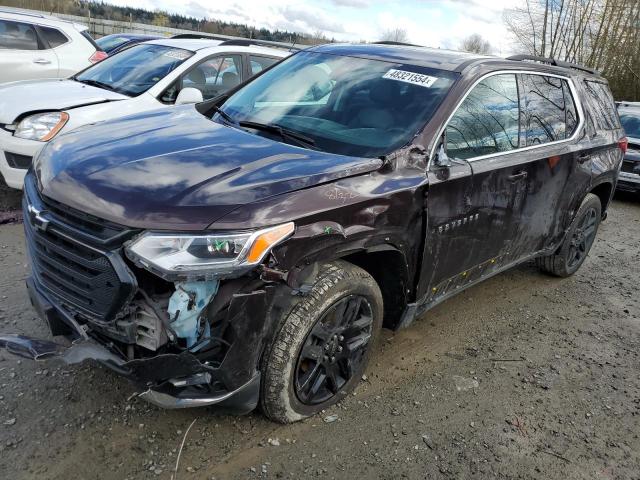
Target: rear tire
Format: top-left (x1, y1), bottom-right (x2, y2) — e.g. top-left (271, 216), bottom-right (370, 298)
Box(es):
top-left (536, 193), bottom-right (601, 277)
top-left (260, 261), bottom-right (383, 424)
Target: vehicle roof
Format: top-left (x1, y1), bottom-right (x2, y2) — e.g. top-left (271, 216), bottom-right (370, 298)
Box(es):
top-left (0, 7), bottom-right (87, 31)
top-left (146, 38), bottom-right (289, 57)
top-left (308, 43), bottom-right (492, 72)
top-left (308, 43), bottom-right (599, 77)
top-left (100, 33), bottom-right (162, 40)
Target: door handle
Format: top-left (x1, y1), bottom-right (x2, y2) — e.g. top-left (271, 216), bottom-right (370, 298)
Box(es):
top-left (577, 153), bottom-right (591, 164)
top-left (508, 171), bottom-right (528, 182)
top-left (33, 59), bottom-right (51, 65)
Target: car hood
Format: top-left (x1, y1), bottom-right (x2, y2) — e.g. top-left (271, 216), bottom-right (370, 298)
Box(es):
top-left (0, 79), bottom-right (128, 124)
top-left (34, 106), bottom-right (383, 230)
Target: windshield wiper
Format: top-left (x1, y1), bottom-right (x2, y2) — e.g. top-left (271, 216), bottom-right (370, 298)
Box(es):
top-left (238, 121), bottom-right (317, 150)
top-left (75, 78), bottom-right (117, 93)
top-left (212, 105), bottom-right (237, 125)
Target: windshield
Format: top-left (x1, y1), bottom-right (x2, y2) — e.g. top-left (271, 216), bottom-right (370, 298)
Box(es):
top-left (620, 112), bottom-right (640, 138)
top-left (218, 51), bottom-right (458, 157)
top-left (96, 35), bottom-right (131, 53)
top-left (75, 44), bottom-right (193, 97)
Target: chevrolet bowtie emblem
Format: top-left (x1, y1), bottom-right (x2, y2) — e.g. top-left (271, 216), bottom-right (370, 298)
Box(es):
top-left (28, 204), bottom-right (49, 232)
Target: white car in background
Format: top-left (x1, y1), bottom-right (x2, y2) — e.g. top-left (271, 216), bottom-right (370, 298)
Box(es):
top-left (0, 7), bottom-right (107, 84)
top-left (0, 37), bottom-right (290, 189)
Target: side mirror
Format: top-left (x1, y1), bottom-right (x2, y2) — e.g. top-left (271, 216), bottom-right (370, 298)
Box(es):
top-left (175, 87), bottom-right (204, 105)
top-left (432, 130), bottom-right (452, 168)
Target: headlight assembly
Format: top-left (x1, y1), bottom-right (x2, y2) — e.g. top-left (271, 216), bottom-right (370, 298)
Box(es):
top-left (14, 112), bottom-right (69, 141)
top-left (125, 222), bottom-right (295, 280)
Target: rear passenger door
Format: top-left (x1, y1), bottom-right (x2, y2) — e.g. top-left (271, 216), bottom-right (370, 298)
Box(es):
top-left (0, 19), bottom-right (58, 82)
top-left (516, 73), bottom-right (588, 252)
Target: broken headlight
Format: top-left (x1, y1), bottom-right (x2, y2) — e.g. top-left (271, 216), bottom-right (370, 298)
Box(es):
top-left (125, 222), bottom-right (294, 279)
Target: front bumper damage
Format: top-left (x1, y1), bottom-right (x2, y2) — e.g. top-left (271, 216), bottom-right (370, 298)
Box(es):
top-left (0, 277), bottom-right (271, 413)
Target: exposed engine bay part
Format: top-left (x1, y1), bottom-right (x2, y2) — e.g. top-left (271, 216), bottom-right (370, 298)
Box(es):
top-left (168, 281), bottom-right (219, 350)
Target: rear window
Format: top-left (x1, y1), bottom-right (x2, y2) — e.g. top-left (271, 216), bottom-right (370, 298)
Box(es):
top-left (0, 19), bottom-right (39, 50)
top-left (584, 80), bottom-right (620, 131)
top-left (96, 35), bottom-right (130, 53)
top-left (39, 26), bottom-right (68, 48)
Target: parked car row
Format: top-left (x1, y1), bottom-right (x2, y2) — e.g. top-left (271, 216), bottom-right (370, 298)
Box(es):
top-left (0, 28), bottom-right (289, 189)
top-left (0, 39), bottom-right (627, 423)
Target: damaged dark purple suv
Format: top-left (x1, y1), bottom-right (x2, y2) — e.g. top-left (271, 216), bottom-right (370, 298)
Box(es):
top-left (0, 44), bottom-right (626, 422)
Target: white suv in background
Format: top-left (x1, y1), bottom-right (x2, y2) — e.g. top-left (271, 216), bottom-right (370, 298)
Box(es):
top-left (0, 7), bottom-right (106, 84)
top-left (0, 36), bottom-right (290, 189)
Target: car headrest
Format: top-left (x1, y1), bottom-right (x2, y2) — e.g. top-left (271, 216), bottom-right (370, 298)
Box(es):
top-left (185, 67), bottom-right (206, 85)
top-left (222, 72), bottom-right (239, 89)
top-left (369, 79), bottom-right (401, 104)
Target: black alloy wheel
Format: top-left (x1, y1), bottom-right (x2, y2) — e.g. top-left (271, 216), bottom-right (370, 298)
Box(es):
top-left (567, 206), bottom-right (598, 269)
top-left (294, 295), bottom-right (373, 405)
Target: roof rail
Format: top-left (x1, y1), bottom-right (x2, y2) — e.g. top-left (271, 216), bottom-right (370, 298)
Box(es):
top-left (0, 6), bottom-right (47, 18)
top-left (373, 41), bottom-right (424, 47)
top-left (171, 33), bottom-right (301, 51)
top-left (506, 54), bottom-right (599, 75)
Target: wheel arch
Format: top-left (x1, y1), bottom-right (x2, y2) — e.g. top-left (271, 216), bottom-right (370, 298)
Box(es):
top-left (340, 248), bottom-right (410, 329)
top-left (589, 181), bottom-right (614, 217)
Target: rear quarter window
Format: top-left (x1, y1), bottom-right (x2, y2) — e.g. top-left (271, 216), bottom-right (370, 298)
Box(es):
top-left (584, 80), bottom-right (620, 131)
top-left (39, 26), bottom-right (68, 48)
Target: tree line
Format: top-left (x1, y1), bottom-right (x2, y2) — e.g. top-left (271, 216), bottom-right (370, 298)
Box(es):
top-left (1, 0), bottom-right (334, 45)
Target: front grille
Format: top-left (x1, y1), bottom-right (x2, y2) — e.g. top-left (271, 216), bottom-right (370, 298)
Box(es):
top-left (621, 160), bottom-right (639, 174)
top-left (23, 174), bottom-right (136, 322)
top-left (5, 151), bottom-right (32, 169)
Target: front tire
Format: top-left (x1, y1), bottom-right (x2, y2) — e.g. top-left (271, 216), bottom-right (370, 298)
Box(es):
top-left (536, 193), bottom-right (602, 277)
top-left (260, 261), bottom-right (383, 423)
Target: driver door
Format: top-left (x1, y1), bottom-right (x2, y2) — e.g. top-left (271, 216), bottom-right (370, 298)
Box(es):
top-left (418, 73), bottom-right (529, 304)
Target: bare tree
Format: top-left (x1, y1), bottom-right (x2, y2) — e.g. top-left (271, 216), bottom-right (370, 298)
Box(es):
top-left (504, 0), bottom-right (640, 101)
top-left (460, 34), bottom-right (492, 54)
top-left (381, 27), bottom-right (409, 43)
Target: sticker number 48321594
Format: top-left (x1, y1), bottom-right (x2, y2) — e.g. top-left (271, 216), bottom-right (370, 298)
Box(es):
top-left (383, 69), bottom-right (438, 88)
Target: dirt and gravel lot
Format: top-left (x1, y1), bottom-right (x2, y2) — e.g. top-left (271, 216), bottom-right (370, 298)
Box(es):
top-left (0, 189), bottom-right (638, 480)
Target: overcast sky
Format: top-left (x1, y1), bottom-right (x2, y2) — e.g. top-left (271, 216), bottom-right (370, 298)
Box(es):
top-left (107, 0), bottom-right (520, 54)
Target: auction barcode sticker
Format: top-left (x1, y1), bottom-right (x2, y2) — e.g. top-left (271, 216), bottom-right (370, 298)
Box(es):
top-left (163, 49), bottom-right (191, 60)
top-left (383, 69), bottom-right (438, 88)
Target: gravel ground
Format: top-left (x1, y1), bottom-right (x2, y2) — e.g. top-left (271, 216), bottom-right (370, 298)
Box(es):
top-left (0, 194), bottom-right (638, 480)
top-left (0, 178), bottom-right (22, 224)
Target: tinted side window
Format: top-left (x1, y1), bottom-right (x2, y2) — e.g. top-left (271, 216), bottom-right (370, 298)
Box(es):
top-left (446, 73), bottom-right (520, 160)
top-left (39, 26), bottom-right (68, 48)
top-left (0, 20), bottom-right (39, 50)
top-left (584, 80), bottom-right (620, 131)
top-left (250, 55), bottom-right (278, 75)
top-left (522, 74), bottom-right (574, 145)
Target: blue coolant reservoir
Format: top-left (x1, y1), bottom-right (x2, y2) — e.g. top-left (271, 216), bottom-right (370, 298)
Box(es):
top-left (167, 281), bottom-right (219, 349)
